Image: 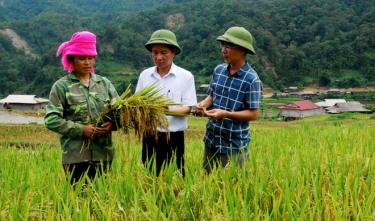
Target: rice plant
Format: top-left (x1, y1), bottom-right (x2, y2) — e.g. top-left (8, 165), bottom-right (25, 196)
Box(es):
top-left (0, 117), bottom-right (374, 220)
top-left (101, 84), bottom-right (182, 140)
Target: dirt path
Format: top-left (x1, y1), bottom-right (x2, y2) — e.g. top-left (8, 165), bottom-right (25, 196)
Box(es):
top-left (263, 87), bottom-right (375, 97)
top-left (0, 111), bottom-right (44, 124)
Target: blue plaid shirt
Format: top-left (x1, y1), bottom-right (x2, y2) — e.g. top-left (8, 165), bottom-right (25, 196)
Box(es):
top-left (204, 62), bottom-right (262, 154)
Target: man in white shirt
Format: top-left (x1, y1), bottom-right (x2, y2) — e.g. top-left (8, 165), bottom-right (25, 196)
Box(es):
top-left (136, 29), bottom-right (197, 177)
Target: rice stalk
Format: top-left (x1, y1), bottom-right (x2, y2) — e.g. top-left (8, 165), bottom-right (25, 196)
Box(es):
top-left (100, 84), bottom-right (184, 140)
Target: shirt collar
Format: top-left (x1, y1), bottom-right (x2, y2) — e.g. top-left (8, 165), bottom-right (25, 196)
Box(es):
top-left (226, 62), bottom-right (250, 77)
top-left (151, 63), bottom-right (177, 79)
top-left (91, 74), bottom-right (101, 82)
top-left (68, 72), bottom-right (101, 82)
top-left (239, 62), bottom-right (251, 76)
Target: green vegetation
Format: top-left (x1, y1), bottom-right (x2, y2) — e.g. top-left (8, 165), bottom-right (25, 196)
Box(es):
top-left (0, 0), bottom-right (374, 97)
top-left (0, 117), bottom-right (374, 220)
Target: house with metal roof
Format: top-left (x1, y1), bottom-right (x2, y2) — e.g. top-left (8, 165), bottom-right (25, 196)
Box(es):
top-left (0, 95), bottom-right (49, 111)
top-left (315, 99), bottom-right (347, 108)
top-left (326, 88), bottom-right (342, 94)
top-left (279, 100), bottom-right (326, 119)
top-left (326, 101), bottom-right (371, 114)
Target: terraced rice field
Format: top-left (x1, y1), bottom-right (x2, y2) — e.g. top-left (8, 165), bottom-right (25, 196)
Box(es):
top-left (0, 116), bottom-right (374, 220)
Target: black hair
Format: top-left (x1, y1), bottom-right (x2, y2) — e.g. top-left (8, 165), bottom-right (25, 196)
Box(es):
top-left (67, 55), bottom-right (75, 63)
top-left (150, 44), bottom-right (179, 54)
top-left (166, 45), bottom-right (179, 54)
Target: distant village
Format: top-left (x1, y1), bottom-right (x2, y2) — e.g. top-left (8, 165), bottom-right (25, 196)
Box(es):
top-left (279, 99), bottom-right (371, 120)
top-left (267, 86), bottom-right (373, 120)
top-left (1, 85), bottom-right (374, 120)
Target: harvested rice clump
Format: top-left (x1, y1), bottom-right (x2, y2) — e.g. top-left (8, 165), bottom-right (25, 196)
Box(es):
top-left (99, 84), bottom-right (183, 140)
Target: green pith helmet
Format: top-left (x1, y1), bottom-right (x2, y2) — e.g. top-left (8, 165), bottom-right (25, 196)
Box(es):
top-left (216, 26), bottom-right (256, 55)
top-left (145, 29), bottom-right (181, 54)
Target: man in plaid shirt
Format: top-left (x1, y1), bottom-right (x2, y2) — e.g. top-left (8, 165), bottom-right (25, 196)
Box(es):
top-left (196, 27), bottom-right (262, 174)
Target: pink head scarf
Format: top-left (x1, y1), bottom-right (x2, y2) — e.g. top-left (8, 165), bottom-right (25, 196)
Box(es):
top-left (56, 31), bottom-right (97, 73)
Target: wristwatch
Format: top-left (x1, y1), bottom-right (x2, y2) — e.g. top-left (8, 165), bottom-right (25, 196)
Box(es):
top-left (190, 106), bottom-right (197, 116)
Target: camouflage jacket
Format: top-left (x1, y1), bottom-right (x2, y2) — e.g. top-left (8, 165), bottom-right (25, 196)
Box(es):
top-left (45, 73), bottom-right (119, 164)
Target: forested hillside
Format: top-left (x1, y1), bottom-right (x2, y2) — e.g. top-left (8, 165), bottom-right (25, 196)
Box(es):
top-left (0, 0), bottom-right (189, 21)
top-left (0, 0), bottom-right (374, 97)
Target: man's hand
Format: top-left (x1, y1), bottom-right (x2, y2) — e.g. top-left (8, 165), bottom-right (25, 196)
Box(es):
top-left (204, 109), bottom-right (229, 120)
top-left (195, 103), bottom-right (207, 117)
top-left (205, 109), bottom-right (260, 122)
top-left (195, 95), bottom-right (213, 117)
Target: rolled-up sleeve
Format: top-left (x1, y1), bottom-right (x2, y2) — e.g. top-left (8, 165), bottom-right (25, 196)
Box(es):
top-left (207, 75), bottom-right (214, 97)
top-left (245, 79), bottom-right (262, 109)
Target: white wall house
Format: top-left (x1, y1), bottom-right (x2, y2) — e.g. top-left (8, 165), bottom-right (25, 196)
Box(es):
top-left (279, 100), bottom-right (326, 119)
top-left (0, 95), bottom-right (49, 111)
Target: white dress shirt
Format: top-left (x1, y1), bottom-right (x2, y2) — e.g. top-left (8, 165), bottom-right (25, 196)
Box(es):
top-left (136, 63), bottom-right (197, 132)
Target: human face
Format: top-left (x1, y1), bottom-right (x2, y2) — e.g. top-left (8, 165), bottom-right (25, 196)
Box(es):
top-left (151, 44), bottom-right (175, 73)
top-left (220, 42), bottom-right (246, 65)
top-left (72, 56), bottom-right (96, 76)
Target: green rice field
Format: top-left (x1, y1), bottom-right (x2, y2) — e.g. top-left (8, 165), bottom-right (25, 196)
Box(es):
top-left (0, 116), bottom-right (374, 220)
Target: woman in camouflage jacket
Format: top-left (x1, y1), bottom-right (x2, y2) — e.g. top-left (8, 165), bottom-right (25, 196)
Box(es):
top-left (45, 31), bottom-right (118, 185)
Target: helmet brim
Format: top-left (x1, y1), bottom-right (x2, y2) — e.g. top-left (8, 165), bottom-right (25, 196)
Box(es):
top-left (145, 39), bottom-right (181, 55)
top-left (217, 35), bottom-right (256, 55)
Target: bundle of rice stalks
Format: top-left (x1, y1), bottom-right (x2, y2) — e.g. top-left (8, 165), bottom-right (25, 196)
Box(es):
top-left (100, 84), bottom-right (183, 140)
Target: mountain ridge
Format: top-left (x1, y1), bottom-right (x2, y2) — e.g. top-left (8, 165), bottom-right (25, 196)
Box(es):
top-left (0, 28), bottom-right (37, 57)
top-left (0, 0), bottom-right (374, 97)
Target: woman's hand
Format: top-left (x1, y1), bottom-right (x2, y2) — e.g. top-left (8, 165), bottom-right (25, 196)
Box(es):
top-left (95, 121), bottom-right (113, 135)
top-left (83, 122), bottom-right (113, 138)
top-left (83, 124), bottom-right (97, 138)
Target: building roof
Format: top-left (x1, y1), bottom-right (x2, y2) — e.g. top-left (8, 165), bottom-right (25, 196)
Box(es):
top-left (299, 91), bottom-right (317, 95)
top-left (326, 101), bottom-right (371, 113)
top-left (327, 88), bottom-right (341, 92)
top-left (316, 99), bottom-right (346, 107)
top-left (0, 95), bottom-right (49, 104)
top-left (279, 100), bottom-right (320, 110)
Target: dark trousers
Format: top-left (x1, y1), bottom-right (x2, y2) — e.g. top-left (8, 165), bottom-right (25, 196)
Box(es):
top-left (142, 131), bottom-right (185, 177)
top-left (203, 146), bottom-right (248, 174)
top-left (63, 161), bottom-right (112, 185)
